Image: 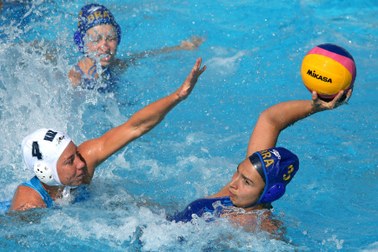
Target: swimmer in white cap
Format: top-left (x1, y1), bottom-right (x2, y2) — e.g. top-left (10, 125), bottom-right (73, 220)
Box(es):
top-left (10, 58), bottom-right (206, 211)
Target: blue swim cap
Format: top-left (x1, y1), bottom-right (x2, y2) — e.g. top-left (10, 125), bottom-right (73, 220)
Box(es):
top-left (249, 147), bottom-right (299, 204)
top-left (73, 4), bottom-right (121, 52)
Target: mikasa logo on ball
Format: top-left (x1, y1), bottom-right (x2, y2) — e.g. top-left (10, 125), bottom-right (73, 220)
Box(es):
top-left (306, 69), bottom-right (332, 84)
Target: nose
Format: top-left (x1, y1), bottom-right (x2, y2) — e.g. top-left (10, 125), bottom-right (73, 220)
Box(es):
top-left (229, 174), bottom-right (240, 189)
top-left (99, 38), bottom-right (109, 51)
top-left (74, 154), bottom-right (86, 170)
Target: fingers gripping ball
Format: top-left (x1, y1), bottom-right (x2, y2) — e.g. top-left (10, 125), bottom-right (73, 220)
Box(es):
top-left (301, 43), bottom-right (356, 100)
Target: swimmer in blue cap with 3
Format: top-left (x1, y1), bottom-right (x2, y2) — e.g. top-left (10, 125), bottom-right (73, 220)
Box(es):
top-left (69, 3), bottom-right (204, 90)
top-left (170, 89), bottom-right (352, 234)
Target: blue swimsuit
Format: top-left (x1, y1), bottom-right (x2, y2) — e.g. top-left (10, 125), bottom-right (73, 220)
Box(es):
top-left (169, 197), bottom-right (234, 223)
top-left (74, 64), bottom-right (116, 93)
top-left (0, 176), bottom-right (90, 214)
top-left (22, 176), bottom-right (54, 208)
top-left (0, 176), bottom-right (51, 214)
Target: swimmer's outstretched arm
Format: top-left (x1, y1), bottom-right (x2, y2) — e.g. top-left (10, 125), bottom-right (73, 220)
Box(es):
top-left (79, 58), bottom-right (206, 179)
top-left (128, 36), bottom-right (204, 62)
top-left (69, 37), bottom-right (204, 85)
top-left (247, 90), bottom-right (352, 156)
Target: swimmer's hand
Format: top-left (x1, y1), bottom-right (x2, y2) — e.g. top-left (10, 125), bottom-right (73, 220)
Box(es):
top-left (311, 89), bottom-right (352, 112)
top-left (176, 58), bottom-right (206, 100)
top-left (179, 36), bottom-right (205, 50)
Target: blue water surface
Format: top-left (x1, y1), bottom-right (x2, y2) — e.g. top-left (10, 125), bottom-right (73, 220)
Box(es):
top-left (0, 0), bottom-right (377, 251)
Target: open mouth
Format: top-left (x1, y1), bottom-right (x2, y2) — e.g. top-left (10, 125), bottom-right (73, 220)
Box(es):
top-left (99, 53), bottom-right (111, 61)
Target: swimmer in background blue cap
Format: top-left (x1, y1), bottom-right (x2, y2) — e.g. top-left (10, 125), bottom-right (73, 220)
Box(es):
top-left (170, 89), bottom-right (352, 235)
top-left (73, 3), bottom-right (122, 54)
top-left (69, 3), bottom-right (204, 90)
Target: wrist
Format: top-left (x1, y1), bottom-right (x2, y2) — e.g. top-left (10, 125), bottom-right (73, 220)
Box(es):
top-left (169, 91), bottom-right (183, 104)
top-left (310, 100), bottom-right (326, 114)
top-left (174, 85), bottom-right (189, 101)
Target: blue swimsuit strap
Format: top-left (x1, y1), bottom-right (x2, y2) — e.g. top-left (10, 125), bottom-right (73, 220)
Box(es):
top-left (87, 64), bottom-right (97, 78)
top-left (21, 176), bottom-right (53, 208)
top-left (73, 64), bottom-right (84, 75)
top-left (74, 64), bottom-right (97, 79)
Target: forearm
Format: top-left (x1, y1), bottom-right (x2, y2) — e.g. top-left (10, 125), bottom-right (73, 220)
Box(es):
top-left (127, 91), bottom-right (182, 137)
top-left (247, 100), bottom-right (316, 155)
top-left (247, 91), bottom-right (349, 155)
top-left (86, 58), bottom-right (205, 167)
top-left (130, 46), bottom-right (182, 61)
top-left (84, 92), bottom-right (182, 168)
top-left (262, 100), bottom-right (315, 131)
top-left (129, 37), bottom-right (203, 61)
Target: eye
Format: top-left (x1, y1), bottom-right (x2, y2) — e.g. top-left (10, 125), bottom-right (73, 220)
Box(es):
top-left (88, 35), bottom-right (101, 43)
top-left (67, 157), bottom-right (75, 165)
top-left (244, 178), bottom-right (251, 185)
top-left (106, 35), bottom-right (117, 42)
top-left (64, 154), bottom-right (75, 166)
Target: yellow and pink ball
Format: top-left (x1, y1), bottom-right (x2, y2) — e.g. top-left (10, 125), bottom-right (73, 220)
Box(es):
top-left (301, 43), bottom-right (356, 100)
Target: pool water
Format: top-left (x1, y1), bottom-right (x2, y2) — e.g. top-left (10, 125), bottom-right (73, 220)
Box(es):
top-left (0, 0), bottom-right (377, 251)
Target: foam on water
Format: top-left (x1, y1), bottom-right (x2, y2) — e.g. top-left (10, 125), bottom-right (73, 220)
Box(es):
top-left (0, 0), bottom-right (377, 251)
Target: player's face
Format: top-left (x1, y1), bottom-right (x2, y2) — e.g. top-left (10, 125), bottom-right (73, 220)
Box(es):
top-left (228, 158), bottom-right (265, 209)
top-left (57, 142), bottom-right (88, 186)
top-left (85, 24), bottom-right (118, 67)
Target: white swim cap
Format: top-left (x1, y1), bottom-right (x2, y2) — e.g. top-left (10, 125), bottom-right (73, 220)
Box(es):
top-left (22, 128), bottom-right (72, 186)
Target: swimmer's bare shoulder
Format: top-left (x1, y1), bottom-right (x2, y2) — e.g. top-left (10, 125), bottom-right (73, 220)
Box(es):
top-left (10, 185), bottom-right (46, 211)
top-left (68, 68), bottom-right (82, 87)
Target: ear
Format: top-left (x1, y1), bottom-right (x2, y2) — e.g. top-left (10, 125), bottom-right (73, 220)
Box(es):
top-left (74, 31), bottom-right (84, 52)
top-left (260, 183), bottom-right (285, 203)
top-left (34, 160), bottom-right (54, 185)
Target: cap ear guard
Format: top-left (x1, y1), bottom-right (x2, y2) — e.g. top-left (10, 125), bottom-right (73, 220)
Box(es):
top-left (34, 160), bottom-right (55, 185)
top-left (74, 30), bottom-right (84, 52)
top-left (250, 147), bottom-right (299, 205)
top-left (258, 183), bottom-right (286, 204)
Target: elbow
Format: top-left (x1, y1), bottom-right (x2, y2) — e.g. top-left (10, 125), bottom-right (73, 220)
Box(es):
top-left (258, 109), bottom-right (286, 131)
top-left (259, 109), bottom-right (276, 126)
